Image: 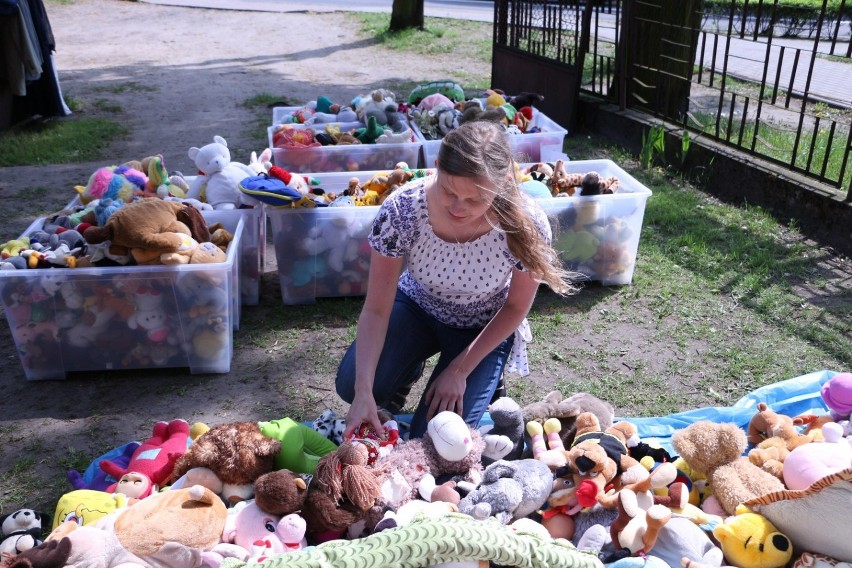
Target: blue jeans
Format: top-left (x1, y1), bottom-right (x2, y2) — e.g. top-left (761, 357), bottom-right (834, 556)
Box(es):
top-left (336, 289), bottom-right (514, 439)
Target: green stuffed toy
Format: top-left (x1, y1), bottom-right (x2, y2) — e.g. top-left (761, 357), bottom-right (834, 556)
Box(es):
top-left (355, 116), bottom-right (385, 144)
top-left (219, 512), bottom-right (603, 568)
top-left (258, 417), bottom-right (337, 475)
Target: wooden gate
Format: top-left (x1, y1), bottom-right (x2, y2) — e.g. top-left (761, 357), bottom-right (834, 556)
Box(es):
top-left (492, 0), bottom-right (593, 132)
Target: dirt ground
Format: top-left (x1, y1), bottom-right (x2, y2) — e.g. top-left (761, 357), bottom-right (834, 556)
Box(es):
top-left (0, 0), bottom-right (496, 514)
top-left (0, 0), bottom-right (850, 519)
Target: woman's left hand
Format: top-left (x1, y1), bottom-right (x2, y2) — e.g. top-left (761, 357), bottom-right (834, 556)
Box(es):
top-left (424, 367), bottom-right (467, 420)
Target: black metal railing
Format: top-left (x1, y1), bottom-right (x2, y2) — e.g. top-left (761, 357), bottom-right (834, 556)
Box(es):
top-left (498, 0), bottom-right (852, 199)
top-left (589, 0), bottom-right (852, 199)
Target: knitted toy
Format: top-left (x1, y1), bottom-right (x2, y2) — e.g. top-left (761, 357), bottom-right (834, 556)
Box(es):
top-left (99, 419), bottom-right (191, 498)
top-left (216, 512), bottom-right (604, 568)
top-left (300, 441), bottom-right (384, 541)
top-left (671, 421), bottom-right (785, 516)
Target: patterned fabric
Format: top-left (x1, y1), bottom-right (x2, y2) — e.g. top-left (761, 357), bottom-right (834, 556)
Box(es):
top-left (219, 512), bottom-right (604, 568)
top-left (369, 177), bottom-right (551, 376)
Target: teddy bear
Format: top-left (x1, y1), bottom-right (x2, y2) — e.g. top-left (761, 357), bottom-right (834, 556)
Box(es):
top-left (169, 421), bottom-right (282, 504)
top-left (457, 458), bottom-right (553, 524)
top-left (522, 390), bottom-right (615, 451)
top-left (300, 200), bottom-right (362, 273)
top-left (185, 135), bottom-right (256, 210)
top-left (0, 509), bottom-right (46, 561)
top-left (252, 469), bottom-right (310, 517)
top-left (746, 402), bottom-right (820, 478)
top-left (82, 198), bottom-right (206, 260)
top-left (671, 421), bottom-right (785, 516)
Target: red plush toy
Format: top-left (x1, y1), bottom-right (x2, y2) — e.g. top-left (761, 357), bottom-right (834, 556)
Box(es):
top-left (99, 419), bottom-right (190, 498)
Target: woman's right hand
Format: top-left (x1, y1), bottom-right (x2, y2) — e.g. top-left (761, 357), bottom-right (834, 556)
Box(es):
top-left (343, 390), bottom-right (384, 439)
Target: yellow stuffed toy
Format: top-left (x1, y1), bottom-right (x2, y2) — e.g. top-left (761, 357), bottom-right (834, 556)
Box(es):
top-left (713, 505), bottom-right (793, 568)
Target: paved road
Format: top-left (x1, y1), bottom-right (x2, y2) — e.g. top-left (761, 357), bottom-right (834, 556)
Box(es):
top-left (141, 0), bottom-right (850, 107)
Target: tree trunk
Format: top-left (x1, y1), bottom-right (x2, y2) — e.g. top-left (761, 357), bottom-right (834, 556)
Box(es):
top-left (390, 0), bottom-right (425, 32)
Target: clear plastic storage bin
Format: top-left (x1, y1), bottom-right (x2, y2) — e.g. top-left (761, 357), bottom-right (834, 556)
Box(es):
top-left (413, 107), bottom-right (567, 168)
top-left (268, 125), bottom-right (421, 173)
top-left (267, 160), bottom-right (651, 304)
top-left (0, 217), bottom-right (244, 380)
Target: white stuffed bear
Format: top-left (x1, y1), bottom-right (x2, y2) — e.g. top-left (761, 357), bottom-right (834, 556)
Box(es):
top-left (186, 136), bottom-right (256, 210)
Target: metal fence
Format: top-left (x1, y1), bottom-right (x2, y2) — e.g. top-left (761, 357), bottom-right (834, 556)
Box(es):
top-left (510, 0), bottom-right (852, 199)
top-left (590, 0), bottom-right (851, 199)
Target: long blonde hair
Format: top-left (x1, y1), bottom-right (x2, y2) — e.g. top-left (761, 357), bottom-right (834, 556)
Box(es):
top-left (437, 120), bottom-right (577, 295)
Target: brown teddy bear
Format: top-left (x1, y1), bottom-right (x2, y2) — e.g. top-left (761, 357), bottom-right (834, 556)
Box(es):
top-left (746, 402), bottom-right (821, 478)
top-left (83, 198), bottom-right (209, 258)
top-left (671, 421), bottom-right (785, 516)
top-left (522, 390), bottom-right (615, 451)
top-left (252, 469), bottom-right (310, 517)
top-left (169, 421), bottom-right (281, 504)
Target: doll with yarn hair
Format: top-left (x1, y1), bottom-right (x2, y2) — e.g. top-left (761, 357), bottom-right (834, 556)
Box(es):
top-left (300, 441), bottom-right (384, 542)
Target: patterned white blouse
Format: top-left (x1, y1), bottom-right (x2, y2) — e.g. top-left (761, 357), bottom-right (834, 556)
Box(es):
top-left (368, 176), bottom-right (551, 376)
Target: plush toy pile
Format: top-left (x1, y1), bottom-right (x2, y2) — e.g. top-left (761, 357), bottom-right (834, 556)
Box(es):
top-left (2, 371), bottom-right (850, 568)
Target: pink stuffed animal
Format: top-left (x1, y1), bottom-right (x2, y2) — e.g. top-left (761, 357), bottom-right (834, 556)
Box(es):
top-left (782, 421), bottom-right (852, 490)
top-left (206, 500), bottom-right (306, 565)
top-left (100, 419), bottom-right (190, 497)
top-left (822, 372), bottom-right (852, 421)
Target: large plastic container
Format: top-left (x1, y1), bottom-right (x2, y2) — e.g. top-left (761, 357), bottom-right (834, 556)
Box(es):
top-left (536, 159), bottom-right (652, 286)
top-left (268, 125), bottom-right (421, 173)
top-left (0, 217), bottom-right (244, 380)
top-left (267, 159), bottom-right (651, 304)
top-left (413, 107), bottom-right (567, 168)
